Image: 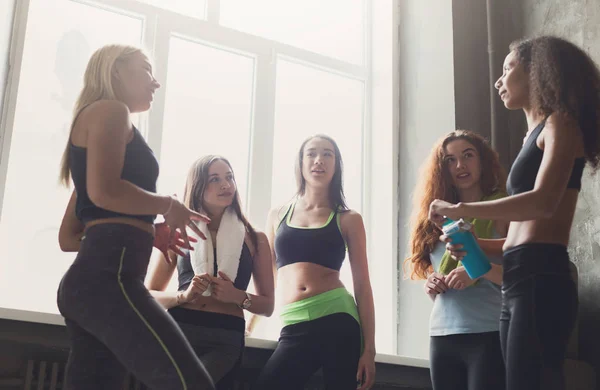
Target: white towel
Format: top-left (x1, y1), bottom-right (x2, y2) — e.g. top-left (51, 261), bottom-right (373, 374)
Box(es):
top-left (189, 207), bottom-right (246, 296)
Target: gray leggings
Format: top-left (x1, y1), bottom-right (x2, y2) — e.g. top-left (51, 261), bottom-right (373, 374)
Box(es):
top-left (169, 307), bottom-right (245, 390)
top-left (57, 223), bottom-right (214, 390)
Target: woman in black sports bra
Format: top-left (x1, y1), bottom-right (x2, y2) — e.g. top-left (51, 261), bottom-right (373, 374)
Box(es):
top-left (57, 44), bottom-right (214, 389)
top-left (145, 155), bottom-right (274, 389)
top-left (254, 135), bottom-right (376, 390)
top-left (429, 36), bottom-right (600, 390)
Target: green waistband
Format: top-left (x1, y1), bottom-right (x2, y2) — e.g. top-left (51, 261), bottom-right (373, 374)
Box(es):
top-left (280, 287), bottom-right (360, 328)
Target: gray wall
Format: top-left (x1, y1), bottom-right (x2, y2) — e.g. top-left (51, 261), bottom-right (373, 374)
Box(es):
top-left (396, 0), bottom-right (455, 358)
top-left (518, 0), bottom-right (600, 385)
top-left (452, 0), bottom-right (525, 169)
top-left (452, 0), bottom-right (492, 141)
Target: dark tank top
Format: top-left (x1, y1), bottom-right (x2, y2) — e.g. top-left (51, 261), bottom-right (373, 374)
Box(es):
top-left (177, 243), bottom-right (253, 291)
top-left (507, 120), bottom-right (585, 195)
top-left (70, 126), bottom-right (159, 224)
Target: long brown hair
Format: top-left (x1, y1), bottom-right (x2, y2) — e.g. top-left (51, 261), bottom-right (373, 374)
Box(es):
top-left (295, 134), bottom-right (348, 210)
top-left (404, 130), bottom-right (507, 280)
top-left (183, 155), bottom-right (258, 249)
top-left (510, 36), bottom-right (600, 171)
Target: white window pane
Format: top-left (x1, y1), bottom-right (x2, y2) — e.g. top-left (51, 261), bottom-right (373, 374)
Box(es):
top-left (157, 38), bottom-right (255, 292)
top-left (271, 59), bottom-right (364, 211)
top-left (158, 37), bottom-right (254, 204)
top-left (252, 58), bottom-right (364, 340)
top-left (0, 0), bottom-right (16, 113)
top-left (220, 0), bottom-right (364, 64)
top-left (158, 37), bottom-right (254, 225)
top-left (136, 0), bottom-right (206, 19)
top-left (0, 0), bottom-right (143, 315)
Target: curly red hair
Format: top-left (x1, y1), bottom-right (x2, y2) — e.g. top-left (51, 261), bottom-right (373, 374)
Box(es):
top-left (404, 130), bottom-right (507, 280)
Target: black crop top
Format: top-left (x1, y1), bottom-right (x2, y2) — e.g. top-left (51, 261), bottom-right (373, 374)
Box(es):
top-left (506, 120), bottom-right (585, 196)
top-left (177, 244), bottom-right (253, 292)
top-left (70, 126), bottom-right (159, 224)
top-left (274, 203), bottom-right (347, 271)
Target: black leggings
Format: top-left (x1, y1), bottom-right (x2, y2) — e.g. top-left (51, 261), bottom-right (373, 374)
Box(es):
top-left (169, 307), bottom-right (245, 390)
top-left (57, 224), bottom-right (214, 390)
top-left (430, 332), bottom-right (505, 390)
top-left (500, 244), bottom-right (578, 390)
top-left (254, 313), bottom-right (361, 390)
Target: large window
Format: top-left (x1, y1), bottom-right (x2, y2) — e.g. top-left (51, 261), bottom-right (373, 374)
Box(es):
top-left (0, 0), bottom-right (397, 355)
top-left (0, 0), bottom-right (143, 314)
top-left (158, 36), bottom-right (255, 203)
top-left (270, 58), bottom-right (364, 210)
top-left (220, 0), bottom-right (364, 64)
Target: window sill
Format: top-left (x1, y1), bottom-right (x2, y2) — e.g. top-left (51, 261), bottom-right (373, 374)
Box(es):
top-left (0, 307), bottom-right (429, 368)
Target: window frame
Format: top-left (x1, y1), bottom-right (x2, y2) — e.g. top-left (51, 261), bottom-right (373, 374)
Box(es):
top-left (0, 0), bottom-right (399, 355)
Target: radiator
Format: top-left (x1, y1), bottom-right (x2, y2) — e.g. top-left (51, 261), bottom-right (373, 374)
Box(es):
top-left (22, 360), bottom-right (63, 390)
top-left (16, 360), bottom-right (145, 390)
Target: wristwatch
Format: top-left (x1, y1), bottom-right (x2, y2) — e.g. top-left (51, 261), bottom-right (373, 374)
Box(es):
top-left (238, 292), bottom-right (252, 310)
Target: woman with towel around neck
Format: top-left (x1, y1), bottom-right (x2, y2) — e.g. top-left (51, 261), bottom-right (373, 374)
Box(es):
top-left (406, 130), bottom-right (508, 390)
top-left (145, 155), bottom-right (275, 389)
top-left (429, 36), bottom-right (600, 390)
top-left (254, 134), bottom-right (376, 390)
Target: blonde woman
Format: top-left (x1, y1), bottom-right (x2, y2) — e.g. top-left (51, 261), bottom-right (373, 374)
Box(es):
top-left (56, 44), bottom-right (214, 389)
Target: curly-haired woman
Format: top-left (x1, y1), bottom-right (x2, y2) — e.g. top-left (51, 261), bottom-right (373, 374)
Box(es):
top-left (429, 36), bottom-right (600, 390)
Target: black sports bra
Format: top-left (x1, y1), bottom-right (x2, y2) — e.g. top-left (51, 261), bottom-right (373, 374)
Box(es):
top-left (506, 120), bottom-right (585, 196)
top-left (274, 203), bottom-right (347, 271)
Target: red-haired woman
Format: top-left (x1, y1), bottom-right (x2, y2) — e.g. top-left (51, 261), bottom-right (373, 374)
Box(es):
top-left (407, 130), bottom-right (507, 390)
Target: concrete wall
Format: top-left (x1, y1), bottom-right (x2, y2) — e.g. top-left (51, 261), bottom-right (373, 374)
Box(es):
top-left (452, 0), bottom-right (525, 170)
top-left (452, 0), bottom-right (492, 140)
top-left (396, 0), bottom-right (455, 359)
top-left (518, 0), bottom-right (600, 386)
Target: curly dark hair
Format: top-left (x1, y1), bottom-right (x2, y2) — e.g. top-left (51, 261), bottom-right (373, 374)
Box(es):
top-left (404, 130), bottom-right (507, 280)
top-left (510, 36), bottom-right (600, 171)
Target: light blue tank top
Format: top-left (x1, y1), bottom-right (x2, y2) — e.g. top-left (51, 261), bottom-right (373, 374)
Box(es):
top-left (429, 240), bottom-right (502, 336)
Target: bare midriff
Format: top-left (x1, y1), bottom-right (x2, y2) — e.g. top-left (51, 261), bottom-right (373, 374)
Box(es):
top-left (504, 189), bottom-right (579, 250)
top-left (277, 262), bottom-right (344, 305)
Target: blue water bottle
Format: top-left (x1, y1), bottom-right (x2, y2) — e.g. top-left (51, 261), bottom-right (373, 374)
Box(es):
top-left (442, 218), bottom-right (491, 279)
